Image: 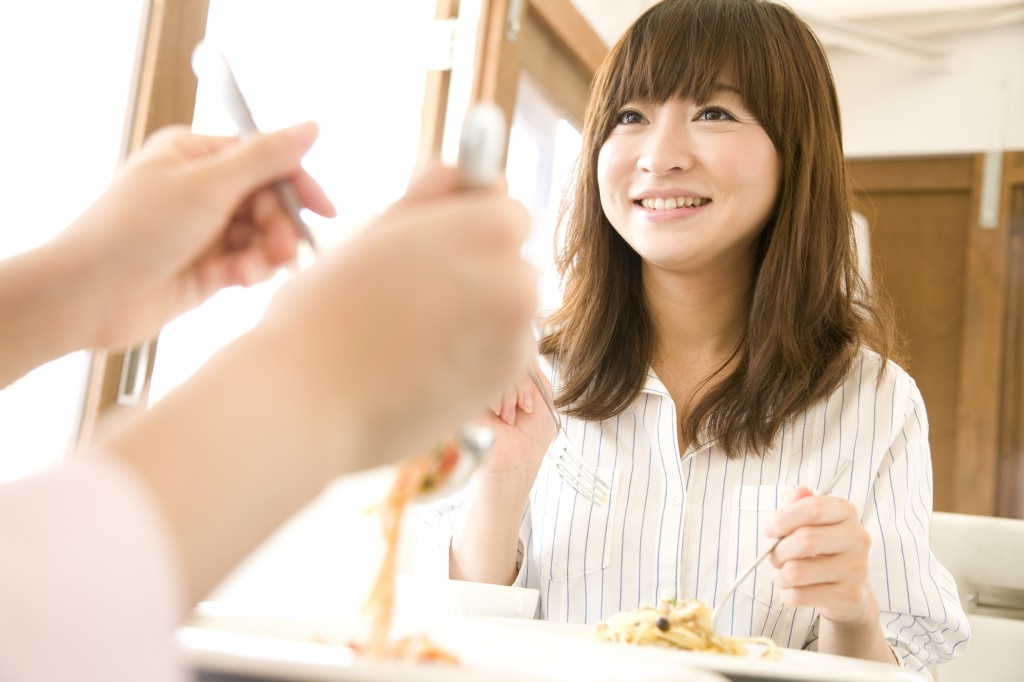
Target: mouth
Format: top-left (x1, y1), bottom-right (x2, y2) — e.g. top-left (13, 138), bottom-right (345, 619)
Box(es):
top-left (636, 196), bottom-right (711, 210)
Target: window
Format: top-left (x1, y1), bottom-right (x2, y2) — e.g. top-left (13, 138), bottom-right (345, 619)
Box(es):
top-left (148, 0), bottom-right (441, 403)
top-left (0, 0), bottom-right (143, 483)
top-left (506, 71), bottom-right (582, 314)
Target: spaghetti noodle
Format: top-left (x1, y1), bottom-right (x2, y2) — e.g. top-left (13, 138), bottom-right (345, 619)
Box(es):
top-left (591, 598), bottom-right (780, 659)
top-left (359, 440), bottom-right (462, 663)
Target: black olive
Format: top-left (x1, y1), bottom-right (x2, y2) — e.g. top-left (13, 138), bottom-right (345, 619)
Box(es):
top-left (655, 617), bottom-right (671, 632)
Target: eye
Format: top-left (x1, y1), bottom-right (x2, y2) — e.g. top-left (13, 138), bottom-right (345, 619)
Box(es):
top-left (695, 106), bottom-right (736, 122)
top-left (613, 108), bottom-right (646, 125)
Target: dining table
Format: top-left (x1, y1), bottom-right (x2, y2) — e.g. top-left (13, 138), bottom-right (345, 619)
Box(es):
top-left (181, 594), bottom-right (925, 682)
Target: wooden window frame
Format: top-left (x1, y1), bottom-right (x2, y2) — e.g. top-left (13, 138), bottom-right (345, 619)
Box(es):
top-left (471, 0), bottom-right (606, 145)
top-left (77, 0), bottom-right (210, 448)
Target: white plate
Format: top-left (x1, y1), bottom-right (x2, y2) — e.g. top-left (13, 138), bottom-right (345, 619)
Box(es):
top-left (180, 609), bottom-right (725, 682)
top-left (498, 619), bottom-right (924, 682)
top-left (180, 607), bottom-right (922, 682)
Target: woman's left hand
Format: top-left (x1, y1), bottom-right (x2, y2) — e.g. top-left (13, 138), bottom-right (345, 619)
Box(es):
top-left (765, 487), bottom-right (875, 626)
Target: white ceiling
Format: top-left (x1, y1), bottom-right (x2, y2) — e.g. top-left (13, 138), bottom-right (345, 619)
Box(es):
top-left (569, 0), bottom-right (1024, 73)
top-left (571, 0), bottom-right (1024, 47)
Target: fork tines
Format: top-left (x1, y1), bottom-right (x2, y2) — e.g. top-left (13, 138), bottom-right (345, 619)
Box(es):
top-left (526, 363), bottom-right (610, 506)
top-left (553, 440), bottom-right (610, 506)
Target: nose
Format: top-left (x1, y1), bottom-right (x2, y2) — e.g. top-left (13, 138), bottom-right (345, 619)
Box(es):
top-left (637, 119), bottom-right (695, 176)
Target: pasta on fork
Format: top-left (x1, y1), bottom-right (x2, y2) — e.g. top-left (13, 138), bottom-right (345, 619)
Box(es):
top-left (357, 441), bottom-right (464, 664)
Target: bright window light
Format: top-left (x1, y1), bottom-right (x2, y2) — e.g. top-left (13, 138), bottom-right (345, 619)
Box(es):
top-left (506, 72), bottom-right (582, 314)
top-left (149, 0), bottom-right (438, 404)
top-left (0, 0), bottom-right (143, 483)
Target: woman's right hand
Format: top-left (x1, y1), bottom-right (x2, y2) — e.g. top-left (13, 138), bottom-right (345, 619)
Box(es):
top-left (476, 362), bottom-right (559, 493)
top-left (448, 362), bottom-right (558, 584)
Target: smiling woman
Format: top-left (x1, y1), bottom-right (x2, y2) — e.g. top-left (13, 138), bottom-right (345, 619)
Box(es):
top-left (423, 0), bottom-right (971, 674)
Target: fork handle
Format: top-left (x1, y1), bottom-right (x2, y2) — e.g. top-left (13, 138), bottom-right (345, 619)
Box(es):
top-left (711, 458), bottom-right (853, 625)
top-left (526, 363), bottom-right (562, 431)
top-left (712, 539), bottom-right (780, 623)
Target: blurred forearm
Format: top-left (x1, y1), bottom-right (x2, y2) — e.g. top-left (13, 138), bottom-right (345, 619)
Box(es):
top-left (0, 240), bottom-right (97, 388)
top-left (97, 324), bottom-right (368, 607)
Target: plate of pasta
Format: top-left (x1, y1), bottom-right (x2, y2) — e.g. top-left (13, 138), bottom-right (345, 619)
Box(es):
top-left (178, 610), bottom-right (728, 682)
top-left (569, 599), bottom-right (924, 682)
top-left (181, 452), bottom-right (913, 682)
top-left (181, 445), bottom-right (717, 680)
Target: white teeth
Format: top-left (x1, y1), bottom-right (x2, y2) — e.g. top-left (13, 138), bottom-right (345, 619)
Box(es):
top-left (640, 196), bottom-right (708, 210)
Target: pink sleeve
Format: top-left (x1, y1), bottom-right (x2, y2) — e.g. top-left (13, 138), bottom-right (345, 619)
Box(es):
top-left (0, 454), bottom-right (188, 682)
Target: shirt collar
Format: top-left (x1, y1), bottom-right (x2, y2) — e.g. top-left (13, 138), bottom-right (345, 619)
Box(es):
top-left (641, 367), bottom-right (672, 399)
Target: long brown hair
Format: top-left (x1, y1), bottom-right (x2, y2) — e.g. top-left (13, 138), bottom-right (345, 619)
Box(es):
top-left (540, 0), bottom-right (898, 457)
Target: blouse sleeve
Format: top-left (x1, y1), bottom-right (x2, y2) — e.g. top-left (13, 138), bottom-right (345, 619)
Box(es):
top-left (412, 486), bottom-right (533, 585)
top-left (0, 454), bottom-right (187, 682)
top-left (412, 487), bottom-right (471, 577)
top-left (861, 376), bottom-right (971, 672)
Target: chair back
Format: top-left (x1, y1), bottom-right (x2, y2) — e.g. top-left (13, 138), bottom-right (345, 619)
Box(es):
top-left (929, 511), bottom-right (1024, 682)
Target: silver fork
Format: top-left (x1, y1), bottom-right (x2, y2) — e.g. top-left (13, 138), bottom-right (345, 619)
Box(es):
top-left (525, 364), bottom-right (610, 506)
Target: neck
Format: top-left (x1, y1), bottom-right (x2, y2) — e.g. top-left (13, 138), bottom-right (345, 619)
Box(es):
top-left (645, 264), bottom-right (750, 360)
top-left (643, 262), bottom-right (752, 410)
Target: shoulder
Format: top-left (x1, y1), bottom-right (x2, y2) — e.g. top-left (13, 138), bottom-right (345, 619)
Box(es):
top-left (839, 347), bottom-right (926, 421)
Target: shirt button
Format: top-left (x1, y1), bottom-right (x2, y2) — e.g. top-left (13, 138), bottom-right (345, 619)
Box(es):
top-left (670, 494), bottom-right (682, 506)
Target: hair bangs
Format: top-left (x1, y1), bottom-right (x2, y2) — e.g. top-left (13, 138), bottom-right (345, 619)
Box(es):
top-left (598, 0), bottom-right (810, 152)
top-left (604, 2), bottom-right (732, 117)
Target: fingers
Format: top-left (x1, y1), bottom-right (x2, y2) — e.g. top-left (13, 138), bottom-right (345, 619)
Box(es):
top-left (398, 156), bottom-right (510, 205)
top-left (773, 564), bottom-right (869, 613)
top-left (780, 550), bottom-right (870, 591)
top-left (453, 193), bottom-right (532, 250)
top-left (768, 520), bottom-right (870, 565)
top-left (247, 186), bottom-right (302, 264)
top-left (486, 361), bottom-right (540, 428)
top-left (144, 123), bottom-right (337, 222)
top-left (488, 392), bottom-right (503, 418)
top-left (203, 122), bottom-right (329, 210)
top-left (764, 488), bottom-right (849, 539)
top-left (499, 383), bottom-right (519, 424)
top-left (764, 494), bottom-right (872, 622)
top-left (515, 372), bottom-right (534, 416)
top-left (399, 158), bottom-right (463, 203)
top-left (765, 494), bottom-right (867, 564)
top-left (289, 167), bottom-right (337, 218)
top-left (771, 548), bottom-right (872, 624)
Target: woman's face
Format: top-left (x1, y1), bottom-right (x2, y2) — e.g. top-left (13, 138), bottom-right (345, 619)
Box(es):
top-left (596, 84), bottom-right (781, 278)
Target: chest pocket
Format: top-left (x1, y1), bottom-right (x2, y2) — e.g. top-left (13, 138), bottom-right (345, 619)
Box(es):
top-left (533, 461), bottom-right (618, 581)
top-left (726, 485), bottom-right (796, 611)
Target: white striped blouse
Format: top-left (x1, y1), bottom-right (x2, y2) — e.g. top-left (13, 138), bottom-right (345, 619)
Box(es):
top-left (415, 347), bottom-right (970, 672)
